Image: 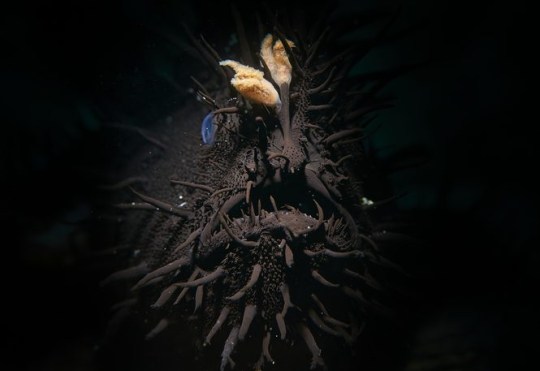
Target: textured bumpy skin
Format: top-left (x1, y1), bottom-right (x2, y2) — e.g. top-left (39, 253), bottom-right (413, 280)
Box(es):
top-left (102, 9), bottom-right (401, 371)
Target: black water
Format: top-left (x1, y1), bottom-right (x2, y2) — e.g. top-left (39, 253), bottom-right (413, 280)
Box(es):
top-left (3, 0), bottom-right (536, 370)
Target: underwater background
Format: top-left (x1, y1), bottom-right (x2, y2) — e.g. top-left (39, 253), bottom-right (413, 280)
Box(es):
top-left (2, 0), bottom-right (537, 370)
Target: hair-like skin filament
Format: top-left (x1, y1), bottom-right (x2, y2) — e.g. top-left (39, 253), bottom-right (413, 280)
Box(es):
top-left (311, 269), bottom-right (339, 288)
top-left (100, 262), bottom-right (148, 286)
top-left (175, 266), bottom-right (225, 288)
top-left (238, 304), bottom-right (257, 340)
top-left (226, 264), bottom-right (262, 301)
top-left (132, 258), bottom-right (189, 290)
top-left (145, 318), bottom-right (170, 340)
top-left (205, 306), bottom-right (230, 345)
top-left (298, 323), bottom-right (325, 369)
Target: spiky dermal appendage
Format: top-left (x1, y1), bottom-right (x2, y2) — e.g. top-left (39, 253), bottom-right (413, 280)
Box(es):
top-left (102, 8), bottom-right (404, 371)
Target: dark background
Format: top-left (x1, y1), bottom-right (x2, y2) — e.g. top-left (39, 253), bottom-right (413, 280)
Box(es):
top-left (2, 0), bottom-right (536, 370)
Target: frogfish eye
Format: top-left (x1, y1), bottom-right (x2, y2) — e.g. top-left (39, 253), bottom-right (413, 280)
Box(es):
top-left (201, 112), bottom-right (217, 145)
